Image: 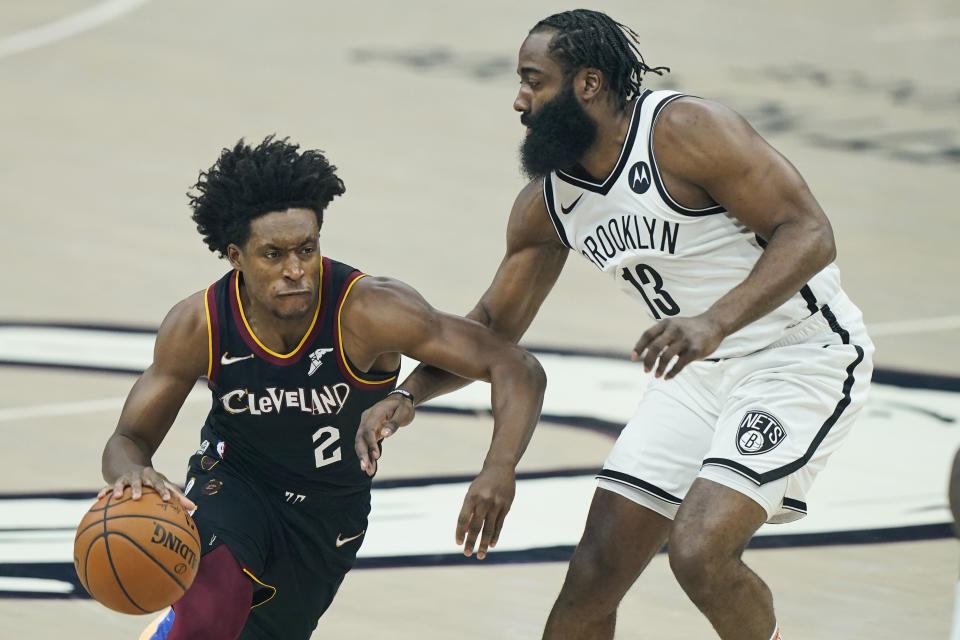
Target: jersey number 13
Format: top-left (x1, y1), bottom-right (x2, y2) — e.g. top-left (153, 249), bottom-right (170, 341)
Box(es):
top-left (621, 264), bottom-right (680, 320)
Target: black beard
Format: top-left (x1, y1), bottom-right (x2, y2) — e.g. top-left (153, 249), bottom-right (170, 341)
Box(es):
top-left (519, 83), bottom-right (598, 180)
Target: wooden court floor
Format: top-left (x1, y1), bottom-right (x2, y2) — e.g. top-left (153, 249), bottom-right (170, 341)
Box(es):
top-left (1, 1), bottom-right (958, 638)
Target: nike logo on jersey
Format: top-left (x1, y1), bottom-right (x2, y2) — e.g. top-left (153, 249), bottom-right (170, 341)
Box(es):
top-left (560, 194), bottom-right (583, 214)
top-left (336, 530), bottom-right (365, 547)
top-left (307, 348), bottom-right (334, 376)
top-left (221, 353), bottom-right (254, 365)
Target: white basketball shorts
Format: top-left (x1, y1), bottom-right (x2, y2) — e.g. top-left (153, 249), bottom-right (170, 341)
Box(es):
top-left (598, 293), bottom-right (874, 524)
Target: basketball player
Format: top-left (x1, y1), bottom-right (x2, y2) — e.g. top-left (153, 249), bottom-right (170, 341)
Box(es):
top-left (355, 10), bottom-right (874, 640)
top-left (99, 135), bottom-right (546, 640)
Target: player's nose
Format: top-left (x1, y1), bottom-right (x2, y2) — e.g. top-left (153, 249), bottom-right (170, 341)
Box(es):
top-left (514, 91), bottom-right (529, 113)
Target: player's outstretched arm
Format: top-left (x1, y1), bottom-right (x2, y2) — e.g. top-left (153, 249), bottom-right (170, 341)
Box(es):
top-left (632, 97), bottom-right (839, 380)
top-left (100, 292), bottom-right (208, 509)
top-left (346, 277), bottom-right (547, 559)
top-left (354, 180), bottom-right (567, 438)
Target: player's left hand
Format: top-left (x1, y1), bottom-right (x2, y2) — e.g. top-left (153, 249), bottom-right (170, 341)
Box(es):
top-left (456, 464), bottom-right (516, 560)
top-left (632, 313), bottom-right (726, 379)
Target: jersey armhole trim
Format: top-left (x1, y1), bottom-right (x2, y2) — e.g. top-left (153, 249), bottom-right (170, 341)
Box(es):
top-left (648, 93), bottom-right (726, 217)
top-left (542, 175), bottom-right (572, 249)
top-left (335, 273), bottom-right (400, 389)
top-left (204, 283), bottom-right (220, 384)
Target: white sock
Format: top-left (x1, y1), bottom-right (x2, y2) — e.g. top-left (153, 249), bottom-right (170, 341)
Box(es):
top-left (951, 581), bottom-right (960, 640)
top-left (768, 625), bottom-right (782, 640)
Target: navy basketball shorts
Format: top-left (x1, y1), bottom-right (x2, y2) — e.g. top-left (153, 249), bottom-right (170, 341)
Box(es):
top-left (598, 295), bottom-right (875, 523)
top-left (182, 451), bottom-right (370, 640)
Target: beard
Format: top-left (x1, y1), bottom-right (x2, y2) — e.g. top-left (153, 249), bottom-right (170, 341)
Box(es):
top-left (519, 82), bottom-right (598, 180)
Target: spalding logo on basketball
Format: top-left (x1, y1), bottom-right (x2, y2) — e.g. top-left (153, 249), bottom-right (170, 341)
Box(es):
top-left (73, 487), bottom-right (200, 615)
top-left (736, 410), bottom-right (787, 455)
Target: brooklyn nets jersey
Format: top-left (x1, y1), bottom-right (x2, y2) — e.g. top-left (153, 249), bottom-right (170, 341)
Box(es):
top-left (199, 257), bottom-right (398, 495)
top-left (543, 89), bottom-right (853, 359)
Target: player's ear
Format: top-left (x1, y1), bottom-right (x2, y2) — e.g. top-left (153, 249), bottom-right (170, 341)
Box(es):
top-left (226, 244), bottom-right (242, 270)
top-left (578, 68), bottom-right (604, 101)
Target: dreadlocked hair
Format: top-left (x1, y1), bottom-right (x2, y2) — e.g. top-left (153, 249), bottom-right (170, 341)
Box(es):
top-left (188, 135), bottom-right (345, 257)
top-left (531, 9), bottom-right (669, 108)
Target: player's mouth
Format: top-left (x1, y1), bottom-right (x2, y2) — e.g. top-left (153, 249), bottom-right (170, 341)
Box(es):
top-left (277, 289), bottom-right (311, 297)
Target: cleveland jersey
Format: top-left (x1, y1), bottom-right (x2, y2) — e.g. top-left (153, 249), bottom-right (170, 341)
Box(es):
top-left (543, 89), bottom-right (854, 359)
top-left (199, 257), bottom-right (398, 495)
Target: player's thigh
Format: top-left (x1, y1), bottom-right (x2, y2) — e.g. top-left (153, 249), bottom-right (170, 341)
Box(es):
top-left (702, 338), bottom-right (873, 523)
top-left (599, 363), bottom-right (721, 519)
top-left (239, 493), bottom-right (370, 640)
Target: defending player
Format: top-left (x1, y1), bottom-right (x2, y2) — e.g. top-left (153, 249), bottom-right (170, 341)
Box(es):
top-left (356, 10), bottom-right (874, 640)
top-left (101, 135), bottom-right (546, 639)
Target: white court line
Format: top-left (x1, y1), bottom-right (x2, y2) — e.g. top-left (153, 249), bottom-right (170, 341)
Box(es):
top-left (0, 0), bottom-right (152, 60)
top-left (0, 388), bottom-right (208, 423)
top-left (867, 315), bottom-right (960, 338)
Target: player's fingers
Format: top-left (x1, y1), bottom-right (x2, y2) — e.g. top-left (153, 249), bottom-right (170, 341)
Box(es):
top-left (641, 336), bottom-right (671, 372)
top-left (98, 485), bottom-right (110, 499)
top-left (142, 472), bottom-right (171, 501)
top-left (664, 347), bottom-right (701, 380)
top-left (655, 340), bottom-right (686, 378)
top-left (461, 499), bottom-right (489, 558)
top-left (165, 481), bottom-right (196, 511)
top-left (632, 322), bottom-right (666, 360)
top-left (112, 478), bottom-right (126, 499)
top-left (355, 424), bottom-right (381, 474)
top-left (130, 476), bottom-right (143, 500)
top-left (489, 508), bottom-right (508, 549)
top-left (455, 500), bottom-right (472, 546)
top-left (476, 504), bottom-right (504, 560)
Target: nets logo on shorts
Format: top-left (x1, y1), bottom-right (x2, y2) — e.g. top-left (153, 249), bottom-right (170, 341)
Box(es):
top-left (736, 410), bottom-right (787, 455)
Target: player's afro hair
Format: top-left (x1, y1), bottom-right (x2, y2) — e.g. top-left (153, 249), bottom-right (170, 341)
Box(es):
top-left (188, 135), bottom-right (345, 257)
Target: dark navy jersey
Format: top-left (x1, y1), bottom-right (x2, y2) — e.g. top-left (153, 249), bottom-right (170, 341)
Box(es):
top-left (199, 257), bottom-right (398, 496)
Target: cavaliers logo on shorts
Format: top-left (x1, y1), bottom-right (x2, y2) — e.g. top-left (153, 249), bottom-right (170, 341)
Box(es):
top-left (736, 410), bottom-right (787, 455)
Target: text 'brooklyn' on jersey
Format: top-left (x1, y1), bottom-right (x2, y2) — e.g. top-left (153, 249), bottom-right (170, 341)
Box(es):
top-left (542, 89), bottom-right (855, 359)
top-left (200, 257), bottom-right (398, 496)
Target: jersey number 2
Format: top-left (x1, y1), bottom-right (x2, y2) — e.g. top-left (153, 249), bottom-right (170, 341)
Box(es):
top-left (312, 426), bottom-right (342, 468)
top-left (621, 264), bottom-right (680, 320)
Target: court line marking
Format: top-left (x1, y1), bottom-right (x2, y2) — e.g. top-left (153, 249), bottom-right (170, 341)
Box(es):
top-left (0, 0), bottom-right (152, 60)
top-left (867, 314), bottom-right (960, 337)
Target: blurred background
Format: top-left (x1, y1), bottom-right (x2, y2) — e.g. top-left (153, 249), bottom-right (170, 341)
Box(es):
top-left (1, 1), bottom-right (958, 638)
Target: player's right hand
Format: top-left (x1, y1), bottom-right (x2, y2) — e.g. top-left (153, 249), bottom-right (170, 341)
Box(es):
top-left (99, 466), bottom-right (196, 511)
top-left (355, 393), bottom-right (416, 476)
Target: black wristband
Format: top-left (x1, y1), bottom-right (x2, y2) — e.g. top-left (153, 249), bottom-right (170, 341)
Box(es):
top-left (386, 388), bottom-right (415, 405)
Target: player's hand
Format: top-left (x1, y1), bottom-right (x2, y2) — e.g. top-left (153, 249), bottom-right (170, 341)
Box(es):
top-left (632, 314), bottom-right (726, 380)
top-left (98, 466), bottom-right (195, 511)
top-left (355, 393), bottom-right (416, 476)
top-left (456, 464), bottom-right (516, 560)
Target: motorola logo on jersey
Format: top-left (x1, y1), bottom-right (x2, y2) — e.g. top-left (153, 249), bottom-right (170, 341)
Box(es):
top-left (219, 384), bottom-right (351, 416)
top-left (628, 161), bottom-right (651, 194)
top-left (736, 410), bottom-right (787, 455)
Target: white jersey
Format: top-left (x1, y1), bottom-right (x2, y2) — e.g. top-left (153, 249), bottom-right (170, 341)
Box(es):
top-left (543, 89), bottom-right (853, 359)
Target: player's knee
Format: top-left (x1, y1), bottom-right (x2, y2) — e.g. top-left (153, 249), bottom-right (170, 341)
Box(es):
top-left (558, 539), bottom-right (624, 608)
top-left (667, 527), bottom-right (726, 596)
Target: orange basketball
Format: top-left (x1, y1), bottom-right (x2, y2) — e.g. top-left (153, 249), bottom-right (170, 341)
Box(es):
top-left (73, 486), bottom-right (200, 615)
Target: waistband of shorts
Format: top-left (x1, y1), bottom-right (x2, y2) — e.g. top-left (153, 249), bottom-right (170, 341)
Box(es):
top-left (767, 292), bottom-right (868, 350)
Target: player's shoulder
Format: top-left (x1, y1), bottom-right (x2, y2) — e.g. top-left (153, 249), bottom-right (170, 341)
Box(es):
top-left (346, 276), bottom-right (429, 314)
top-left (157, 289), bottom-right (208, 342)
top-left (656, 95), bottom-right (753, 146)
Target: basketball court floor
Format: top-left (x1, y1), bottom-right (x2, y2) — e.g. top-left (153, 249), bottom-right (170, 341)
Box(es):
top-left (1, 1), bottom-right (958, 638)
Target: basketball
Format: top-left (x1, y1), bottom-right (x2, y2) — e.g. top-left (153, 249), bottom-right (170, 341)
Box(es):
top-left (73, 487), bottom-right (200, 615)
